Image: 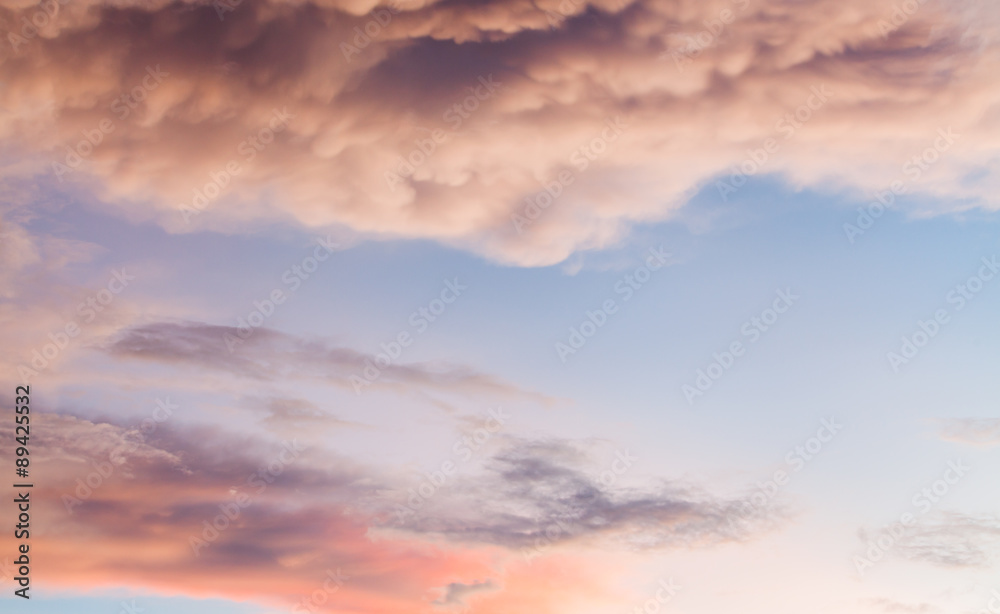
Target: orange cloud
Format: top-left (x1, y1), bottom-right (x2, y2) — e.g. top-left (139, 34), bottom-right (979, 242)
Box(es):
top-left (0, 413), bottom-right (597, 612)
top-left (0, 412), bottom-right (751, 611)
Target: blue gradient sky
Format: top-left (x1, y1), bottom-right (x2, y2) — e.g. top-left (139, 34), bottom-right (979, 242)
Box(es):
top-left (1, 0), bottom-right (999, 611)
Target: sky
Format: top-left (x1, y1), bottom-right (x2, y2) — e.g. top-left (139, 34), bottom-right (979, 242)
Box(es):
top-left (0, 0), bottom-right (999, 613)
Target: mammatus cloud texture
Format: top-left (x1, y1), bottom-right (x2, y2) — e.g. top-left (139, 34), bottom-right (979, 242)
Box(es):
top-left (1, 0), bottom-right (998, 264)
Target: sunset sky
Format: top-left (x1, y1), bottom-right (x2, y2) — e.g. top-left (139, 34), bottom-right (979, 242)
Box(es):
top-left (1, 0), bottom-right (1000, 612)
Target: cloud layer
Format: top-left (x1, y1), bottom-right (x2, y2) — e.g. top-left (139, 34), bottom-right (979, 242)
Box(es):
top-left (1, 0), bottom-right (998, 264)
top-left (936, 418), bottom-right (1000, 448)
top-left (386, 439), bottom-right (769, 550)
top-left (105, 320), bottom-right (554, 401)
top-left (0, 412), bottom-right (771, 612)
top-left (895, 512), bottom-right (1000, 568)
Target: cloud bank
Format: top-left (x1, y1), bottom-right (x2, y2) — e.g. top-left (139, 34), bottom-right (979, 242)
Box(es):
top-left (0, 0), bottom-right (997, 265)
top-left (0, 412), bottom-right (774, 612)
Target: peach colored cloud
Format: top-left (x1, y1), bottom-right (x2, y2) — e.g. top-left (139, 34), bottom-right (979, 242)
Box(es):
top-left (0, 0), bottom-right (997, 266)
top-left (0, 413), bottom-right (497, 612)
top-left (0, 413), bottom-right (676, 613)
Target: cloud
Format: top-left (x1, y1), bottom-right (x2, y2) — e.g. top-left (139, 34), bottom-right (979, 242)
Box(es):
top-left (865, 598), bottom-right (940, 614)
top-left (857, 512), bottom-right (1000, 569)
top-left (936, 418), bottom-right (1000, 448)
top-left (0, 412), bottom-right (502, 612)
top-left (247, 395), bottom-right (365, 432)
top-left (893, 512), bottom-right (1000, 568)
top-left (0, 412), bottom-right (738, 613)
top-left (104, 321), bottom-right (554, 402)
top-left (0, 172), bottom-right (105, 298)
top-left (433, 579), bottom-right (499, 607)
top-left (385, 439), bottom-right (776, 550)
top-left (0, 0), bottom-right (997, 265)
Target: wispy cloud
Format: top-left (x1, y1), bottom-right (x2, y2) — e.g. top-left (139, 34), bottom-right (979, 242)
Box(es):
top-left (936, 418), bottom-right (1000, 448)
top-left (865, 598), bottom-right (940, 614)
top-left (105, 321), bottom-right (554, 403)
top-left (0, 411), bottom-right (767, 612)
top-left (384, 439), bottom-right (778, 549)
top-left (433, 580), bottom-right (499, 607)
top-left (894, 512), bottom-right (1000, 568)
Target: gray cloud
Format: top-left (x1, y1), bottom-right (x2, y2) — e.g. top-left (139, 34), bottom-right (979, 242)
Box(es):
top-left (104, 321), bottom-right (553, 402)
top-left (895, 512), bottom-right (1000, 568)
top-left (3, 411), bottom-right (777, 597)
top-left (433, 579), bottom-right (499, 607)
top-left (387, 439), bottom-right (777, 550)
